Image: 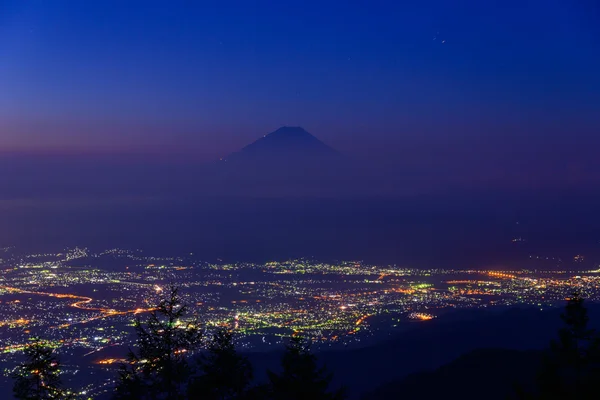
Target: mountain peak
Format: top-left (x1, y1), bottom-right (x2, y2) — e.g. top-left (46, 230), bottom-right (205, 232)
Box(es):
top-left (222, 127), bottom-right (339, 163)
top-left (268, 126), bottom-right (310, 137)
top-left (261, 126), bottom-right (321, 143)
top-left (207, 127), bottom-right (358, 196)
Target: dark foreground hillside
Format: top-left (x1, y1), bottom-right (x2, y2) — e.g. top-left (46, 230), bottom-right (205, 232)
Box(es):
top-left (363, 348), bottom-right (542, 399)
top-left (249, 305), bottom-right (600, 397)
top-left (4, 305), bottom-right (597, 398)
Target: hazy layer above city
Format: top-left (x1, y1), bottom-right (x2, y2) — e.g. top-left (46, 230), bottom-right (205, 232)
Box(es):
top-left (1, 126), bottom-right (599, 268)
top-left (3, 125), bottom-right (600, 199)
top-left (1, 180), bottom-right (599, 269)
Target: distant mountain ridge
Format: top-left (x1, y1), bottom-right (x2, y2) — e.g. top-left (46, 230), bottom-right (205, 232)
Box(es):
top-left (220, 126), bottom-right (341, 163)
top-left (202, 126), bottom-right (356, 196)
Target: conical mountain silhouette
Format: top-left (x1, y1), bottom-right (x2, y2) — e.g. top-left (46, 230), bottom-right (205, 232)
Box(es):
top-left (202, 127), bottom-right (356, 196)
top-left (222, 126), bottom-right (340, 163)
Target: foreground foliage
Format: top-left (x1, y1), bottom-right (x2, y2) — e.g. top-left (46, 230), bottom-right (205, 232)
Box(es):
top-left (114, 286), bottom-right (203, 400)
top-left (188, 328), bottom-right (253, 399)
top-left (265, 336), bottom-right (346, 400)
top-left (517, 293), bottom-right (600, 399)
top-left (13, 286), bottom-right (346, 400)
top-left (13, 338), bottom-right (73, 400)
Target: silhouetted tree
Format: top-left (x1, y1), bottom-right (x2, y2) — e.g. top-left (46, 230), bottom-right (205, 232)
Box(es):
top-left (13, 338), bottom-right (72, 399)
top-left (188, 328), bottom-right (253, 399)
top-left (114, 286), bottom-right (203, 400)
top-left (518, 293), bottom-right (600, 399)
top-left (265, 336), bottom-right (345, 400)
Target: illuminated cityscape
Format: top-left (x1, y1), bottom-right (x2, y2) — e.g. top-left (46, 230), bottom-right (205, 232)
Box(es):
top-left (1, 246), bottom-right (599, 397)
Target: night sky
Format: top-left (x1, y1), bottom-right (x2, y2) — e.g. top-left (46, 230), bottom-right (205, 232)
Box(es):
top-left (1, 0), bottom-right (599, 187)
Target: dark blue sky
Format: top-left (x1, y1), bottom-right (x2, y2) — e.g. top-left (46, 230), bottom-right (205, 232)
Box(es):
top-left (1, 0), bottom-right (599, 171)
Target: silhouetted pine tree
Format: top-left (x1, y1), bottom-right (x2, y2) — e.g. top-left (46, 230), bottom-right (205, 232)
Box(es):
top-left (265, 336), bottom-right (345, 400)
top-left (13, 338), bottom-right (72, 399)
top-left (187, 328), bottom-right (253, 399)
top-left (114, 286), bottom-right (203, 400)
top-left (519, 293), bottom-right (600, 399)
